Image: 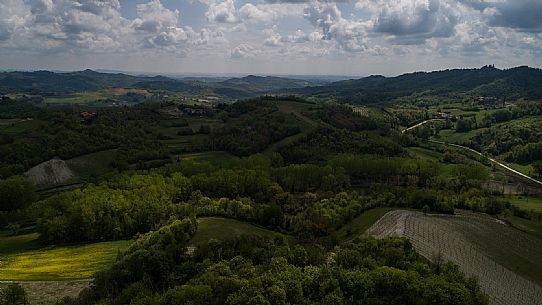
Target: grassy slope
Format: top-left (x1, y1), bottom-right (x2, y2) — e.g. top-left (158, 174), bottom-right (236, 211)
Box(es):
top-left (0, 231), bottom-right (129, 281)
top-left (190, 217), bottom-right (285, 246)
top-left (180, 151), bottom-right (237, 166)
top-left (264, 101), bottom-right (319, 153)
top-left (506, 162), bottom-right (536, 178)
top-left (406, 146), bottom-right (461, 179)
top-left (509, 216), bottom-right (542, 241)
top-left (507, 196), bottom-right (542, 213)
top-left (0, 232), bottom-right (41, 254)
top-left (43, 90), bottom-right (118, 104)
top-left (406, 146), bottom-right (443, 161)
top-left (65, 149), bottom-right (117, 179)
top-left (0, 119), bottom-right (44, 135)
top-left (334, 208), bottom-right (394, 242)
top-left (437, 128), bottom-right (482, 144)
top-left (156, 117), bottom-right (221, 151)
top-left (43, 89), bottom-right (150, 105)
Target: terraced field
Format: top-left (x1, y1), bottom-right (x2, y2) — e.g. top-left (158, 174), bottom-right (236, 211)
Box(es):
top-left (365, 210), bottom-right (542, 305)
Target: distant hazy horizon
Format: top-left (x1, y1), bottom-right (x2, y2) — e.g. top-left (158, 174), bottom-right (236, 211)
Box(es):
top-left (0, 67), bottom-right (362, 79)
top-left (1, 0), bottom-right (541, 75)
top-left (1, 65), bottom-right (537, 80)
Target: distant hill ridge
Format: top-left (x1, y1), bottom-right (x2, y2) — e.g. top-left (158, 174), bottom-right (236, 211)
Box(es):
top-left (1, 66), bottom-right (541, 102)
top-left (0, 69), bottom-right (172, 94)
top-left (293, 65), bottom-right (542, 103)
top-left (0, 69), bottom-right (323, 97)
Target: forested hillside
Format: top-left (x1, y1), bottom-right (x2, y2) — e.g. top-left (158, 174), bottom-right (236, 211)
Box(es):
top-left (2, 66), bottom-right (541, 103)
top-left (0, 71), bottom-right (322, 98)
top-left (293, 66), bottom-right (542, 104)
top-left (0, 70), bottom-right (169, 94)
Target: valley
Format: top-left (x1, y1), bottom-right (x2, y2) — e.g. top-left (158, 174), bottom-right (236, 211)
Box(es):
top-left (1, 67), bottom-right (541, 305)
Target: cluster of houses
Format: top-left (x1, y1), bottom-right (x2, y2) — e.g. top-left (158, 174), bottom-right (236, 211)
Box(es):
top-left (474, 96), bottom-right (501, 105)
top-left (179, 105), bottom-right (216, 115)
top-left (177, 95), bottom-right (223, 115)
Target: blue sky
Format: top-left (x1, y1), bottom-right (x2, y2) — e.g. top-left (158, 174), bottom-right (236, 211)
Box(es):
top-left (0, 0), bottom-right (541, 76)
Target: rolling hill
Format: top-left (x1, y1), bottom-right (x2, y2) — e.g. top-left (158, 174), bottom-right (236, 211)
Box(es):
top-left (0, 70), bottom-right (323, 98)
top-left (2, 66), bottom-right (541, 103)
top-left (292, 66), bottom-right (542, 104)
top-left (0, 69), bottom-right (170, 94)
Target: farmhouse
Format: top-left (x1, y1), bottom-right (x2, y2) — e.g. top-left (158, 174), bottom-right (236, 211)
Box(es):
top-left (80, 111), bottom-right (97, 121)
top-left (475, 96), bottom-right (498, 105)
top-left (437, 111), bottom-right (451, 118)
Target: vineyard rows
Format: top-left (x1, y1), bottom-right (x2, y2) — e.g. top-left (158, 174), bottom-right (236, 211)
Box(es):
top-left (365, 210), bottom-right (542, 305)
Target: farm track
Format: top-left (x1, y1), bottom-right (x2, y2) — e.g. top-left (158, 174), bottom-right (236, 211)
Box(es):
top-left (365, 210), bottom-right (542, 305)
top-left (401, 119), bottom-right (445, 133)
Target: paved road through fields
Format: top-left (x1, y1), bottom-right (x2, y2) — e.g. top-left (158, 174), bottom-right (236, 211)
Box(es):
top-left (403, 120), bottom-right (542, 186)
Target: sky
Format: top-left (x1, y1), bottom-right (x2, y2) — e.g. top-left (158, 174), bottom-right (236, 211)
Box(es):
top-left (0, 0), bottom-right (541, 76)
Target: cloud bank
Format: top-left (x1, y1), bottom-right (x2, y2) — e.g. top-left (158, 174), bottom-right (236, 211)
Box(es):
top-left (0, 0), bottom-right (540, 74)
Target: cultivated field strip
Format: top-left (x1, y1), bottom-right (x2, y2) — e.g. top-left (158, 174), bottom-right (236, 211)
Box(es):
top-left (0, 280), bottom-right (91, 305)
top-left (365, 210), bottom-right (542, 305)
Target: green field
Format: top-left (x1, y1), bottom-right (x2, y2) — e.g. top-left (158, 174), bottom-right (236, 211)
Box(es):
top-left (0, 231), bottom-right (41, 254)
top-left (334, 208), bottom-right (394, 242)
top-left (509, 216), bottom-right (542, 241)
top-left (190, 217), bottom-right (285, 246)
top-left (44, 92), bottom-right (108, 104)
top-left (506, 162), bottom-right (536, 178)
top-left (155, 117), bottom-right (221, 151)
top-left (435, 106), bottom-right (503, 122)
top-left (407, 146), bottom-right (475, 179)
top-left (180, 151), bottom-right (237, 166)
top-left (406, 147), bottom-right (443, 161)
top-left (437, 128), bottom-right (482, 144)
top-left (65, 149), bottom-right (117, 179)
top-left (43, 88), bottom-right (150, 105)
top-left (0, 119), bottom-right (43, 135)
top-left (508, 196), bottom-right (542, 213)
top-left (183, 117), bottom-right (223, 131)
top-left (0, 231), bottom-right (129, 281)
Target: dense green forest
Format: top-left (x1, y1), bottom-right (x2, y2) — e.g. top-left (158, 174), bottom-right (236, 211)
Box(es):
top-left (84, 225), bottom-right (488, 305)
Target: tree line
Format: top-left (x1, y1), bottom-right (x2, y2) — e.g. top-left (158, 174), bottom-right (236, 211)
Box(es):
top-left (18, 152), bottom-right (509, 244)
